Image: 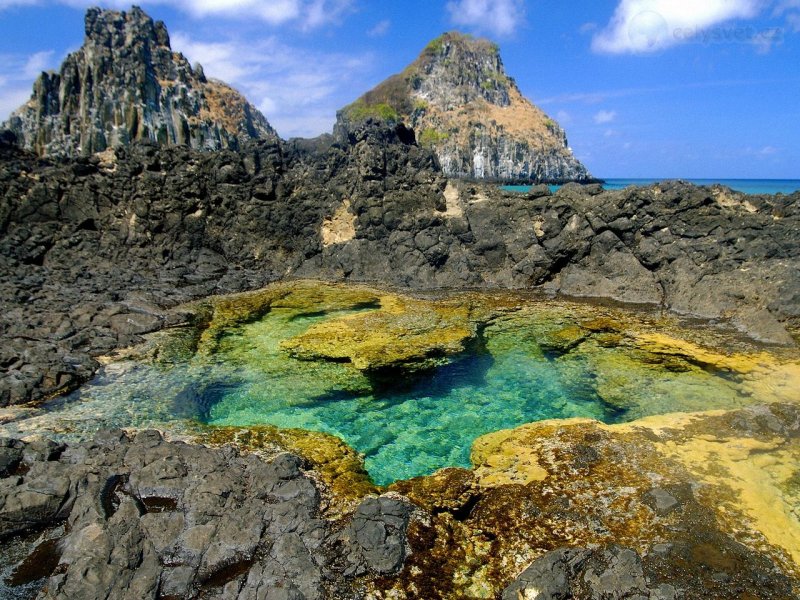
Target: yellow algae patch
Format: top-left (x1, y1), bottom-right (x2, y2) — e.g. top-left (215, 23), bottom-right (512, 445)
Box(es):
top-left (740, 360), bottom-right (800, 403)
top-left (633, 332), bottom-right (774, 374)
top-left (471, 419), bottom-right (596, 487)
top-left (607, 410), bottom-right (727, 437)
top-left (194, 280), bottom-right (381, 354)
top-left (597, 408), bottom-right (800, 576)
top-left (654, 433), bottom-right (800, 570)
top-left (281, 294), bottom-right (477, 372)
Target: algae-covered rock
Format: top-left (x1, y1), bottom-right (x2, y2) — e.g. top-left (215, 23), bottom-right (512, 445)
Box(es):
top-left (197, 424), bottom-right (377, 511)
top-left (194, 281), bottom-right (382, 355)
top-left (280, 294), bottom-right (478, 372)
top-left (377, 405), bottom-right (800, 599)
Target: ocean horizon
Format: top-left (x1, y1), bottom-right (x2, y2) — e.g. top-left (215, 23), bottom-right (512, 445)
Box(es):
top-left (505, 179), bottom-right (800, 196)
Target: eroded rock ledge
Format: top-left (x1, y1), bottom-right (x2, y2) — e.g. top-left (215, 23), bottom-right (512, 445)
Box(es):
top-left (0, 429), bottom-right (412, 599)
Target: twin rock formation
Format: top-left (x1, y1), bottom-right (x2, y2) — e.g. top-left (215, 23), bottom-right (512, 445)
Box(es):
top-left (2, 7), bottom-right (590, 183)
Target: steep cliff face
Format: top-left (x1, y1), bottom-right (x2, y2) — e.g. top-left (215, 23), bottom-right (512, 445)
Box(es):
top-left (1, 6), bottom-right (277, 157)
top-left (340, 32), bottom-right (591, 183)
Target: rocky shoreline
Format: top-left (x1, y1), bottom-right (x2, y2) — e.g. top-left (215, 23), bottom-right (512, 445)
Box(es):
top-left (1, 120), bottom-right (798, 408)
top-left (2, 400), bottom-right (799, 598)
top-left (1, 7), bottom-right (799, 596)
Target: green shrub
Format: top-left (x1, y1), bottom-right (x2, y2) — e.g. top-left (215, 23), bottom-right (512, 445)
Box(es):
top-left (343, 101), bottom-right (400, 122)
top-left (418, 128), bottom-right (450, 147)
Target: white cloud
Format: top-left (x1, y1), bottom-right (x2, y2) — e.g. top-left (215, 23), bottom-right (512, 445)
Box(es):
top-left (1, 0), bottom-right (355, 29)
top-left (446, 0), bottom-right (525, 37)
top-left (592, 0), bottom-right (763, 54)
top-left (0, 87), bottom-right (32, 120)
top-left (760, 145), bottom-right (778, 155)
top-left (0, 50), bottom-right (59, 121)
top-left (368, 19), bottom-right (391, 37)
top-left (774, 0), bottom-right (800, 14)
top-left (556, 109), bottom-right (571, 124)
top-left (594, 109), bottom-right (617, 124)
top-left (172, 32), bottom-right (373, 138)
top-left (23, 50), bottom-right (55, 79)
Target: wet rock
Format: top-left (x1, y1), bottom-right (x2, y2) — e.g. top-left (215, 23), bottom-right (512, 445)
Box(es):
top-left (345, 496), bottom-right (412, 576)
top-left (377, 406), bottom-right (800, 598)
top-left (502, 546), bottom-right (654, 600)
top-left (0, 438), bottom-right (24, 476)
top-left (281, 294), bottom-right (478, 373)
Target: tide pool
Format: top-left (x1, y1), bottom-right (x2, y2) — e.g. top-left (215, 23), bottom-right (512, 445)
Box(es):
top-left (2, 284), bottom-right (798, 486)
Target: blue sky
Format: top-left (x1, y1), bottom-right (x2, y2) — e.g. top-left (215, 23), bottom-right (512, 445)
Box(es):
top-left (0, 0), bottom-right (798, 178)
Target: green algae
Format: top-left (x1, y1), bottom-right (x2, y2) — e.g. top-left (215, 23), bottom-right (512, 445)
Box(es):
top-left (197, 425), bottom-right (377, 511)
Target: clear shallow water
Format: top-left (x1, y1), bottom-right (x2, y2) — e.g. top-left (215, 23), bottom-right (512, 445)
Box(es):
top-left (3, 294), bottom-right (793, 486)
top-left (503, 179), bottom-right (800, 196)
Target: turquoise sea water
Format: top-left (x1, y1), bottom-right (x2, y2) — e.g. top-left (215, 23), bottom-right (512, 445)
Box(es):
top-left (2, 299), bottom-right (784, 486)
top-left (504, 179), bottom-right (800, 196)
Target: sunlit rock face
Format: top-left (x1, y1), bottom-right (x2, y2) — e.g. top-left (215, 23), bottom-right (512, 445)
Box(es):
top-left (386, 405), bottom-right (800, 599)
top-left (1, 7), bottom-right (277, 157)
top-left (339, 32), bottom-right (592, 183)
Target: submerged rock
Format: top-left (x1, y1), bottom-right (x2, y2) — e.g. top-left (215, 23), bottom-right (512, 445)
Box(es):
top-left (280, 293), bottom-right (478, 373)
top-left (502, 546), bottom-right (665, 600)
top-left (381, 404), bottom-right (800, 599)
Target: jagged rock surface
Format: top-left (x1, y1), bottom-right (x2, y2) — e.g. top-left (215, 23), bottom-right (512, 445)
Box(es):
top-left (340, 32), bottom-right (591, 183)
top-left (0, 122), bottom-right (798, 407)
top-left (1, 7), bottom-right (277, 157)
top-left (0, 430), bottom-right (412, 599)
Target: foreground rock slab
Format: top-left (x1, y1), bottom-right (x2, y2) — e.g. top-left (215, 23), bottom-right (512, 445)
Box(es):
top-left (0, 430), bottom-right (412, 599)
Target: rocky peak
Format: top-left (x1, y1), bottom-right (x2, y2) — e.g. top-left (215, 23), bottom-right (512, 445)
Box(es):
top-left (414, 32), bottom-right (511, 109)
top-left (84, 5), bottom-right (170, 50)
top-left (340, 32), bottom-right (592, 183)
top-left (2, 6), bottom-right (277, 157)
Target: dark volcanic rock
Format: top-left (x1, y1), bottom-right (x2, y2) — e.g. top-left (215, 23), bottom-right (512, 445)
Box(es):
top-left (0, 431), bottom-right (401, 599)
top-left (344, 496), bottom-right (412, 576)
top-left (1, 125), bottom-right (799, 406)
top-left (502, 546), bottom-right (658, 600)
